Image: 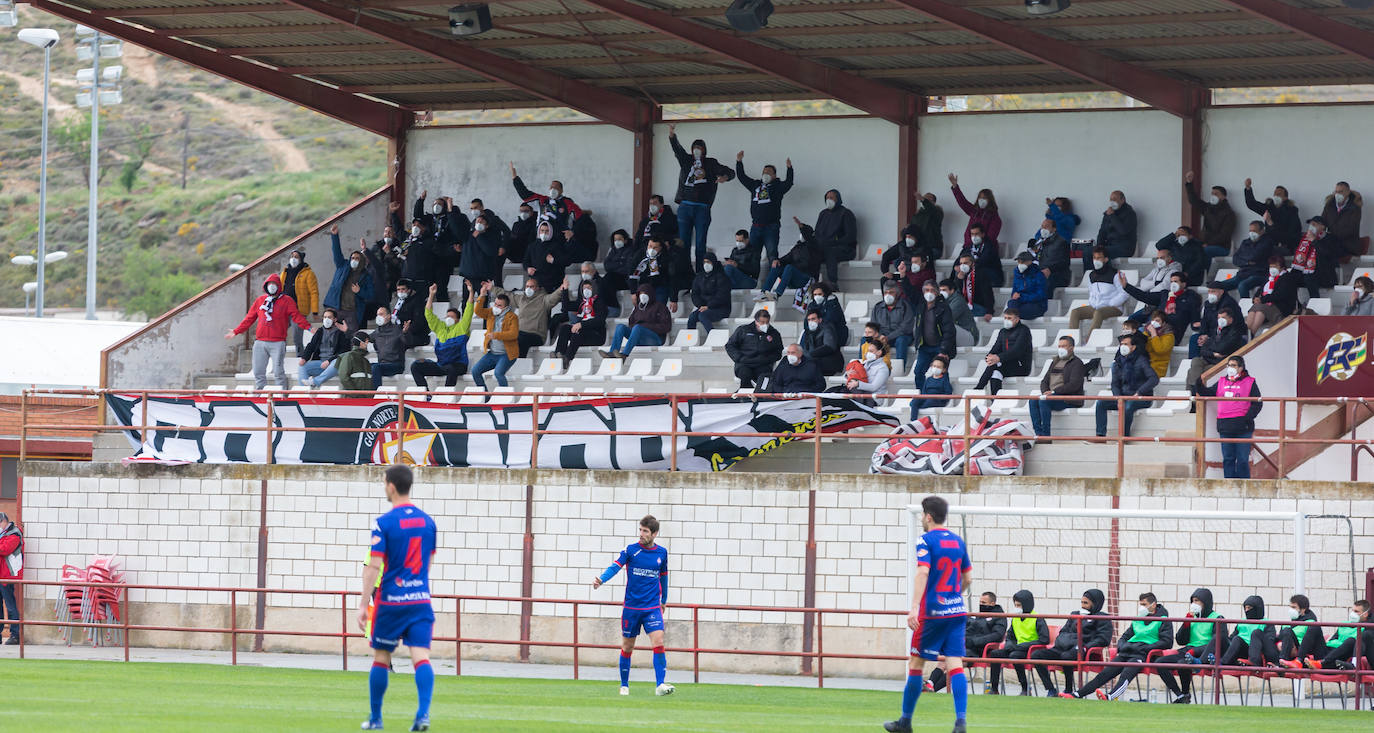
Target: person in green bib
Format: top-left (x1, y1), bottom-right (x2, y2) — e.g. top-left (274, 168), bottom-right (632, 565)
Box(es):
top-left (1157, 587), bottom-right (1227, 704)
top-left (1310, 600), bottom-right (1373, 671)
top-left (1067, 591), bottom-right (1174, 700)
top-left (1219, 595), bottom-right (1279, 668)
top-left (1276, 594), bottom-right (1325, 669)
top-left (986, 589), bottom-right (1049, 695)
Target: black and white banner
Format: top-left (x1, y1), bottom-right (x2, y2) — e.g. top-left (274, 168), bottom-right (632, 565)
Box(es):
top-left (107, 393), bottom-right (899, 471)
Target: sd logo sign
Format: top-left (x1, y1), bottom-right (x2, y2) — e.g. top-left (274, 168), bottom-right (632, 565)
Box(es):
top-left (1316, 332), bottom-right (1367, 385)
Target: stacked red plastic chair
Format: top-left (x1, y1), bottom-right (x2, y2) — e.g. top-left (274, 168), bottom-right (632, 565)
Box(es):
top-left (52, 555), bottom-right (125, 647)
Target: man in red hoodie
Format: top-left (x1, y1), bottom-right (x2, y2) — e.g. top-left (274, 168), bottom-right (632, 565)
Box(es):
top-left (0, 512), bottom-right (21, 644)
top-left (225, 273), bottom-right (314, 390)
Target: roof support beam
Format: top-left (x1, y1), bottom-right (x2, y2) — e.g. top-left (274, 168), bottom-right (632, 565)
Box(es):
top-left (884, 0), bottom-right (1205, 117)
top-left (1218, 0), bottom-right (1374, 64)
top-left (577, 0), bottom-right (918, 124)
top-left (276, 0), bottom-right (647, 130)
top-left (30, 0), bottom-right (410, 139)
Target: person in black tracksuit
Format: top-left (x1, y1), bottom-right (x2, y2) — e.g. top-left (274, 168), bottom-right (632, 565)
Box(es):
top-left (973, 307), bottom-right (1033, 395)
top-left (1031, 589), bottom-right (1112, 697)
top-left (735, 151), bottom-right (794, 288)
top-left (1277, 594), bottom-right (1326, 667)
top-left (725, 311), bottom-right (785, 389)
top-left (928, 592), bottom-right (1007, 692)
top-left (668, 125), bottom-right (734, 264)
top-left (987, 589), bottom-right (1050, 695)
top-left (1157, 587), bottom-right (1228, 704)
top-left (1070, 593), bottom-right (1174, 700)
top-left (812, 189), bottom-right (858, 287)
top-left (687, 251), bottom-right (733, 332)
top-left (1218, 595), bottom-right (1280, 668)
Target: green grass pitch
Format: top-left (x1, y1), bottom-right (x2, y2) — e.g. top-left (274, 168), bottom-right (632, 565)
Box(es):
top-left (1, 659), bottom-right (1368, 731)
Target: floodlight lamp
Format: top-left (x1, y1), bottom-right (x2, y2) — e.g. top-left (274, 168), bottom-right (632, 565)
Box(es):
top-left (11, 255), bottom-right (36, 266)
top-left (17, 28), bottom-right (60, 49)
top-left (23, 282), bottom-right (38, 294)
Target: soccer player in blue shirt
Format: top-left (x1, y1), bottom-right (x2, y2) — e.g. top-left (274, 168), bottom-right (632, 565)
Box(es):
top-left (593, 515), bottom-right (674, 697)
top-left (357, 465), bottom-right (438, 731)
top-left (886, 496), bottom-right (972, 733)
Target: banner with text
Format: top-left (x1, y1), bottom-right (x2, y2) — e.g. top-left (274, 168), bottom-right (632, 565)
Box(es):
top-left (106, 393), bottom-right (899, 471)
top-left (1296, 316), bottom-right (1373, 398)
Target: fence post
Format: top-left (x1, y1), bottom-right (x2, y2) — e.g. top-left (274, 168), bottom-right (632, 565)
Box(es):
top-left (572, 600), bottom-right (579, 680)
top-left (669, 395), bottom-right (680, 472)
top-left (454, 597), bottom-right (462, 676)
top-left (1115, 396), bottom-right (1125, 479)
top-left (1213, 620), bottom-right (1222, 705)
top-left (1278, 399), bottom-right (1287, 479)
top-left (815, 609), bottom-right (824, 689)
top-left (961, 395), bottom-right (972, 472)
top-left (693, 605), bottom-right (700, 684)
top-left (18, 389), bottom-right (27, 463)
top-left (231, 589), bottom-right (237, 666)
top-left (529, 394), bottom-right (541, 469)
top-left (265, 396), bottom-right (276, 465)
top-left (813, 395), bottom-right (823, 474)
top-left (341, 591), bottom-right (349, 671)
top-left (122, 587), bottom-right (130, 663)
top-left (140, 389), bottom-right (149, 454)
top-left (396, 391), bottom-right (406, 462)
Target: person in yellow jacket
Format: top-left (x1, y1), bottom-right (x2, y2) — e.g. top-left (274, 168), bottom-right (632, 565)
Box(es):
top-left (1142, 311), bottom-right (1175, 378)
top-left (282, 248), bottom-right (321, 354)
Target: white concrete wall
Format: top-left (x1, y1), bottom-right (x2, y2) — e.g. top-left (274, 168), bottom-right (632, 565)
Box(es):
top-left (918, 109), bottom-right (1183, 258)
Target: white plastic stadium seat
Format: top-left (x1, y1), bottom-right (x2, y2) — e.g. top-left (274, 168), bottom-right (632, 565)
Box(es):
top-left (610, 360), bottom-right (654, 382)
top-left (1349, 269), bottom-right (1373, 286)
top-left (844, 298), bottom-right (869, 321)
top-left (520, 359), bottom-right (564, 382)
top-left (658, 329), bottom-right (700, 352)
top-left (1146, 389), bottom-right (1193, 416)
top-left (1306, 297), bottom-right (1331, 315)
top-left (690, 329), bottom-right (729, 352)
top-left (549, 358), bottom-right (593, 381)
top-left (644, 359), bottom-right (683, 382)
top-left (584, 358), bottom-right (624, 381)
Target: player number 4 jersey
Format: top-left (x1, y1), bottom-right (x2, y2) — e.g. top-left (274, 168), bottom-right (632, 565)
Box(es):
top-left (916, 528), bottom-right (971, 619)
top-left (370, 503), bottom-right (437, 607)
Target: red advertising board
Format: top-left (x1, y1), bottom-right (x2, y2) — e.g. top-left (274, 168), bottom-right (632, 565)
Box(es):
top-left (1296, 316), bottom-right (1373, 398)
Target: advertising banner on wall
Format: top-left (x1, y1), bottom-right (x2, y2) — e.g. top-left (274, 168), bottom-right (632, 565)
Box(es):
top-left (106, 393), bottom-right (899, 471)
top-left (1296, 316), bottom-right (1373, 398)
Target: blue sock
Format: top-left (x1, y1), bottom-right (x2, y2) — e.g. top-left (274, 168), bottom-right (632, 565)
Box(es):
top-left (950, 668), bottom-right (968, 721)
top-left (619, 651), bottom-right (632, 687)
top-left (901, 670), bottom-right (923, 720)
top-left (652, 646), bottom-right (667, 686)
top-left (369, 662), bottom-right (389, 722)
top-left (414, 660), bottom-right (434, 720)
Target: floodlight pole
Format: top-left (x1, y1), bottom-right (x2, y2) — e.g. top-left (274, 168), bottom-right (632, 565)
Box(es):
top-left (85, 31), bottom-right (100, 320)
top-left (37, 40), bottom-right (52, 318)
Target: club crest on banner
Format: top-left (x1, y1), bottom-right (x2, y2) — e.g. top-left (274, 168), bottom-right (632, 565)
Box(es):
top-left (1315, 331), bottom-right (1367, 384)
top-left (360, 406), bottom-right (439, 466)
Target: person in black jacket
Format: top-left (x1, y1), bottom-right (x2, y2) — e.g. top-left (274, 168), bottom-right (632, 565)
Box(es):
top-left (507, 203), bottom-right (537, 265)
top-left (988, 589), bottom-right (1050, 695)
top-left (725, 310), bottom-right (784, 389)
top-left (634, 195), bottom-right (678, 251)
top-left (630, 236), bottom-right (675, 308)
top-left (1277, 594), bottom-right (1326, 669)
top-left (603, 229), bottom-right (641, 315)
top-left (1031, 589), bottom-right (1112, 698)
top-left (668, 124), bottom-right (734, 263)
top-left (1124, 271), bottom-right (1200, 339)
top-left (1220, 220), bottom-right (1276, 299)
top-left (1186, 305), bottom-right (1247, 397)
top-left (723, 230), bottom-right (761, 289)
top-left (510, 162), bottom-right (582, 237)
top-left (1157, 588), bottom-right (1228, 704)
top-left (397, 217), bottom-right (442, 295)
top-left (961, 222), bottom-right (1003, 292)
top-left (523, 221), bottom-right (567, 294)
top-left (390, 278), bottom-right (430, 349)
top-left (736, 150), bottom-right (794, 287)
top-left (767, 343), bottom-right (826, 393)
top-left (1190, 283), bottom-right (1240, 358)
top-left (1157, 226), bottom-right (1208, 288)
top-left (296, 308), bottom-right (351, 389)
top-left (1244, 255), bottom-right (1304, 336)
top-left (951, 252), bottom-right (995, 318)
top-left (1243, 178), bottom-right (1301, 253)
top-left (881, 227), bottom-right (921, 276)
top-left (687, 252), bottom-right (733, 332)
top-left (800, 310), bottom-right (843, 376)
top-left (1185, 173), bottom-right (1237, 258)
top-left (759, 222), bottom-right (822, 300)
top-left (1218, 595), bottom-right (1280, 668)
top-left (1069, 592), bottom-right (1175, 700)
top-left (805, 282), bottom-right (849, 346)
top-left (457, 213), bottom-right (505, 289)
top-left (908, 192), bottom-right (945, 259)
top-left (813, 189), bottom-right (858, 286)
top-left (1096, 333), bottom-right (1158, 437)
top-left (973, 307), bottom-right (1032, 396)
top-left (928, 591), bottom-right (1008, 693)
top-left (552, 279), bottom-right (608, 369)
top-left (1092, 190), bottom-right (1139, 265)
top-left (664, 237), bottom-right (695, 312)
top-left (1028, 217), bottom-right (1071, 298)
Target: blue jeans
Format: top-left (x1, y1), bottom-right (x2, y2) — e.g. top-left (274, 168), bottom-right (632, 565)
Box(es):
top-left (298, 359), bottom-right (339, 388)
top-left (1028, 398), bottom-right (1071, 436)
top-left (1220, 273), bottom-right (1265, 299)
top-left (1188, 332), bottom-right (1203, 359)
top-left (749, 221), bottom-right (781, 284)
top-left (472, 351), bottom-right (512, 390)
top-left (723, 264), bottom-right (756, 289)
top-left (678, 200), bottom-right (712, 263)
top-left (971, 303), bottom-right (988, 318)
top-left (911, 344), bottom-right (940, 380)
top-left (764, 264), bottom-right (810, 295)
top-left (1219, 427), bottom-right (1254, 479)
top-left (610, 324), bottom-right (663, 356)
top-left (1013, 299), bottom-right (1047, 320)
top-left (687, 306), bottom-right (731, 332)
top-left (1204, 245), bottom-right (1229, 260)
top-left (909, 396), bottom-right (951, 421)
top-left (1095, 399), bottom-right (1150, 437)
top-left (370, 361), bottom-right (404, 389)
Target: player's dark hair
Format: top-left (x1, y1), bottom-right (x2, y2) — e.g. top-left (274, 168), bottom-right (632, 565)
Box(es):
top-left (640, 514), bottom-right (660, 534)
top-left (921, 495), bottom-right (948, 524)
top-left (981, 591), bottom-right (996, 603)
top-left (1290, 594), bottom-right (1310, 610)
top-left (1356, 600), bottom-right (1371, 613)
top-left (1139, 592), bottom-right (1157, 604)
top-left (385, 465), bottom-right (413, 496)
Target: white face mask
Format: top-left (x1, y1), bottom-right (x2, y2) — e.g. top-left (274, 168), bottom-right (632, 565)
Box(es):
top-left (349, 259), bottom-right (360, 270)
top-left (411, 226), bottom-right (421, 237)
top-left (1189, 602), bottom-right (1202, 616)
top-left (883, 294), bottom-right (896, 306)
top-left (703, 262), bottom-right (714, 273)
top-left (1217, 317), bottom-right (1229, 328)
top-left (1013, 604), bottom-right (1022, 613)
top-left (1168, 281), bottom-right (1182, 293)
top-left (432, 204), bottom-right (444, 215)
top-left (1335, 192), bottom-right (1347, 205)
top-left (756, 322), bottom-right (769, 333)
top-left (519, 211), bottom-right (532, 221)
top-left (1016, 263), bottom-right (1028, 273)
top-left (923, 291), bottom-right (936, 303)
top-left (905, 236), bottom-right (916, 247)
top-left (786, 354), bottom-right (800, 365)
top-left (1351, 611), bottom-right (1363, 623)
top-left (613, 239), bottom-right (625, 249)
top-left (377, 314), bottom-right (389, 324)
top-left (647, 248), bottom-right (659, 259)
top-left (1092, 259), bottom-right (1106, 270)
top-left (958, 263), bottom-right (971, 274)
top-left (492, 305), bottom-right (505, 316)
top-left (1208, 194), bottom-right (1220, 206)
top-left (970, 235), bottom-right (984, 246)
top-left (1056, 347), bottom-right (1069, 359)
top-left (538, 232), bottom-right (551, 242)
top-left (1269, 267), bottom-right (1281, 277)
top-left (1119, 344), bottom-right (1132, 356)
top-left (1225, 366), bottom-right (1239, 378)
top-left (1308, 225), bottom-right (1320, 236)
top-left (940, 291), bottom-right (952, 300)
top-left (824, 199), bottom-right (836, 210)
top-left (266, 283), bottom-right (279, 295)
top-left (761, 173), bottom-right (773, 185)
top-left (582, 288), bottom-right (593, 299)
top-left (396, 291), bottom-right (408, 301)
top-left (322, 317), bottom-right (334, 329)
top-left (1207, 292), bottom-right (1219, 304)
top-left (1038, 228), bottom-right (1050, 239)
top-left (813, 295), bottom-right (825, 305)
top-left (443, 316), bottom-right (456, 328)
top-left (1139, 604), bottom-right (1152, 616)
top-left (1002, 318), bottom-right (1015, 329)
top-left (1288, 607), bottom-right (1301, 621)
top-left (1152, 321), bottom-right (1164, 330)
top-left (1176, 235), bottom-right (1189, 246)
top-left (638, 294), bottom-right (649, 306)
top-left (474, 223), bottom-right (487, 233)
top-left (806, 320), bottom-right (819, 332)
top-left (976, 198), bottom-right (989, 209)
top-left (1357, 287), bottom-right (1368, 298)
top-left (524, 287), bottom-right (535, 297)
top-left (692, 149), bottom-right (703, 160)
top-left (927, 367), bottom-right (943, 378)
top-left (1108, 200), bottom-right (1121, 210)
top-left (1156, 257), bottom-right (1169, 268)
top-left (288, 257), bottom-right (300, 268)
top-left (548, 188), bottom-right (561, 199)
top-left (469, 208), bottom-right (482, 218)
top-left (1271, 195), bottom-right (1285, 206)
top-left (648, 204), bottom-right (660, 215)
top-left (1248, 231), bottom-right (1260, 242)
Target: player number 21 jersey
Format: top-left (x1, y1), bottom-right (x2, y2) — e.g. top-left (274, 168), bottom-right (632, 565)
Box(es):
top-left (916, 528), bottom-right (971, 619)
top-left (370, 503), bottom-right (437, 607)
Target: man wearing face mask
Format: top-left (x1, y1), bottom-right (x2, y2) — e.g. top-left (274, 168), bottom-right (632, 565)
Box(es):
top-left (325, 225), bottom-right (374, 332)
top-left (1028, 336), bottom-right (1085, 438)
top-left (986, 589), bottom-right (1048, 695)
top-left (1217, 596), bottom-right (1280, 669)
top-left (766, 343), bottom-right (825, 394)
top-left (634, 195), bottom-right (678, 251)
top-left (397, 217), bottom-right (440, 298)
top-left (631, 236), bottom-right (675, 307)
top-left (1245, 255), bottom-right (1304, 336)
top-left (686, 252), bottom-right (733, 333)
top-left (337, 332), bottom-right (373, 393)
top-left (1096, 333), bottom-right (1158, 438)
top-left (756, 223), bottom-right (822, 302)
top-left (1028, 218), bottom-right (1070, 298)
top-left (961, 222), bottom-right (1003, 297)
top-left (367, 224), bottom-right (403, 306)
top-left (1156, 588), bottom-right (1226, 705)
top-left (926, 592), bottom-right (1006, 694)
top-left (409, 283), bottom-right (477, 397)
top-left (799, 311), bottom-right (844, 377)
top-left (907, 192), bottom-right (945, 258)
top-left (973, 307), bottom-right (1032, 397)
top-left (725, 310), bottom-right (784, 390)
top-left (1134, 242), bottom-right (1182, 299)
top-left (510, 162), bottom-right (583, 237)
top-left (1194, 355), bottom-right (1262, 478)
top-left (1069, 247), bottom-right (1129, 336)
top-left (508, 203), bottom-right (538, 264)
top-left (873, 282), bottom-right (917, 374)
top-left (1154, 226), bottom-right (1206, 287)
top-left (1125, 272), bottom-right (1199, 340)
top-left (812, 190), bottom-right (859, 287)
top-left (668, 124), bottom-right (734, 263)
top-left (1277, 595), bottom-right (1325, 670)
top-left (1067, 592), bottom-right (1173, 700)
top-left (1092, 190), bottom-right (1138, 266)
top-left (281, 248), bottom-right (320, 355)
top-left (1186, 305), bottom-right (1247, 405)
top-left (494, 276), bottom-right (566, 358)
top-left (368, 304), bottom-right (408, 390)
top-left (1243, 178), bottom-right (1301, 252)
top-left (1343, 275), bottom-right (1374, 316)
top-left (805, 282), bottom-right (849, 345)
top-left (226, 274), bottom-right (314, 390)
top-left (1008, 251), bottom-right (1048, 321)
top-left (1030, 589), bottom-right (1112, 698)
top-left (603, 229), bottom-right (643, 310)
top-left (1189, 282), bottom-right (1239, 359)
top-left (940, 278), bottom-right (979, 347)
top-left (298, 308), bottom-right (350, 389)
top-left (390, 279), bottom-right (430, 350)
top-left (950, 252), bottom-right (995, 321)
top-left (472, 282), bottom-right (521, 390)
top-left (909, 281), bottom-right (955, 381)
top-left (412, 191), bottom-right (469, 246)
top-left (1322, 181), bottom-right (1364, 257)
top-left (735, 150), bottom-right (795, 287)
top-left (458, 213), bottom-right (505, 292)
top-left (523, 221), bottom-right (565, 293)
top-left (1307, 600), bottom-right (1374, 672)
top-left (723, 229), bottom-right (762, 290)
top-left (553, 276), bottom-right (609, 369)
top-left (1292, 216), bottom-right (1341, 298)
top-left (882, 226), bottom-right (923, 275)
top-left (908, 355), bottom-right (954, 421)
top-left (1184, 172), bottom-right (1236, 259)
top-left (1220, 220), bottom-right (1276, 299)
top-left (601, 285), bottom-right (671, 360)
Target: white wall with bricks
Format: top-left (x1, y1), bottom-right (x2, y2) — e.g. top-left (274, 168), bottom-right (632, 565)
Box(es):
top-left (18, 464), bottom-right (1374, 645)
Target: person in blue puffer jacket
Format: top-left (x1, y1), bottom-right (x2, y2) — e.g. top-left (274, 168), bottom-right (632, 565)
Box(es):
top-left (1008, 251), bottom-right (1048, 320)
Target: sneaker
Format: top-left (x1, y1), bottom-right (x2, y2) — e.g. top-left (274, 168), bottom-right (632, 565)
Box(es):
top-left (655, 683), bottom-right (675, 696)
top-left (1171, 693), bottom-right (1192, 704)
top-left (1057, 692), bottom-right (1077, 699)
top-left (922, 682), bottom-right (934, 692)
top-left (882, 719), bottom-right (912, 733)
top-left (598, 349), bottom-right (614, 359)
top-left (1045, 688), bottom-right (1059, 697)
top-left (751, 291), bottom-right (768, 302)
top-left (361, 720), bottom-right (383, 730)
top-left (1333, 660), bottom-right (1355, 671)
top-left (951, 721), bottom-right (967, 733)
top-left (619, 686), bottom-right (629, 696)
top-left (1095, 689), bottom-right (1108, 700)
top-left (409, 718), bottom-right (429, 732)
top-left (1279, 658), bottom-right (1303, 670)
top-left (3, 636), bottom-right (17, 646)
